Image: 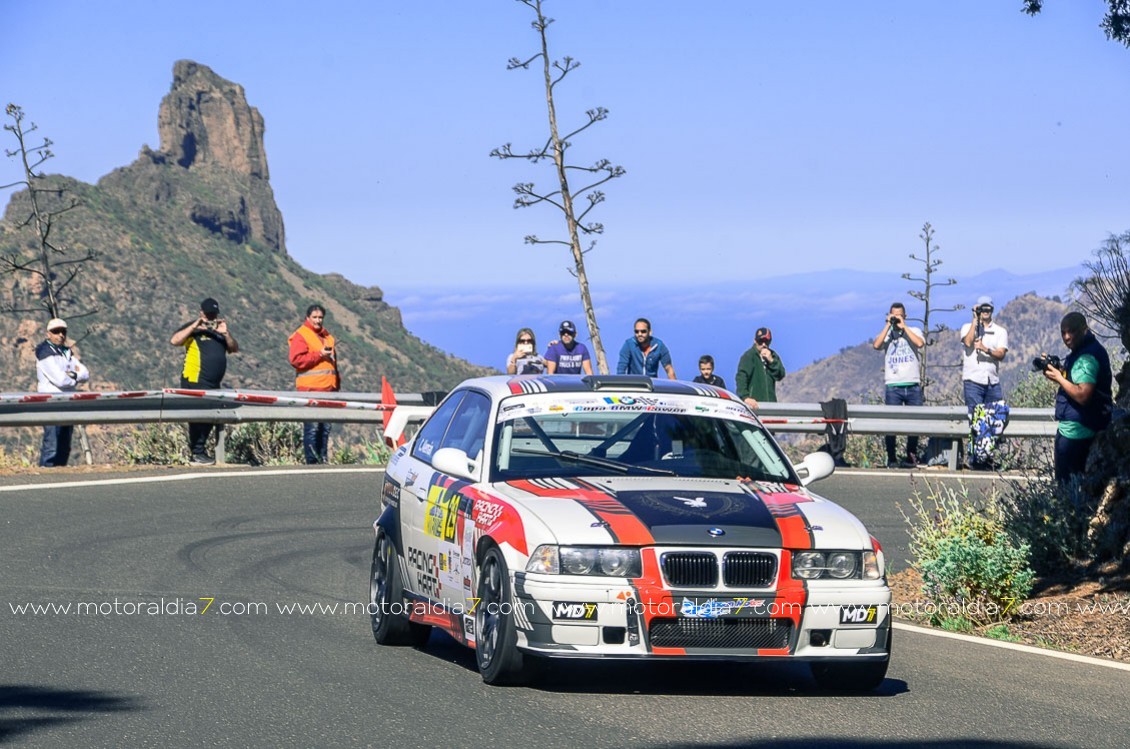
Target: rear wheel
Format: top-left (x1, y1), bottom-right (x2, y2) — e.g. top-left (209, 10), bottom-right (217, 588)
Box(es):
top-left (475, 547), bottom-right (536, 685)
top-left (369, 533), bottom-right (431, 647)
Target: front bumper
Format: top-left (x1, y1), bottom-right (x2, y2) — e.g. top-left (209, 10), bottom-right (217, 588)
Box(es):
top-left (511, 573), bottom-right (891, 661)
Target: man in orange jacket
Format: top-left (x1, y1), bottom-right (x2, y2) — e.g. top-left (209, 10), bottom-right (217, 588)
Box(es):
top-left (288, 304), bottom-right (340, 464)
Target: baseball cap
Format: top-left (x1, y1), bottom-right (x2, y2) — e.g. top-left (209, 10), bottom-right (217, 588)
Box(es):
top-left (976, 295), bottom-right (993, 307)
top-left (755, 326), bottom-right (772, 343)
top-left (559, 320), bottom-right (577, 335)
top-left (200, 298), bottom-right (220, 316)
top-left (47, 318), bottom-right (68, 332)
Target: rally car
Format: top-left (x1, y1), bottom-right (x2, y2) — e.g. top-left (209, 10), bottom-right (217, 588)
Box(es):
top-left (369, 375), bottom-right (891, 689)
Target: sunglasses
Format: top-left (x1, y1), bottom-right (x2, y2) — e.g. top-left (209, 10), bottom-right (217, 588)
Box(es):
top-left (560, 330), bottom-right (574, 336)
top-left (518, 338), bottom-right (533, 343)
top-left (49, 329), bottom-right (67, 334)
top-left (634, 329), bottom-right (649, 335)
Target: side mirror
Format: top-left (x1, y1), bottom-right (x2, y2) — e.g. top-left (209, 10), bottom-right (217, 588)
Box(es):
top-left (795, 451), bottom-right (835, 486)
top-left (431, 447), bottom-right (477, 481)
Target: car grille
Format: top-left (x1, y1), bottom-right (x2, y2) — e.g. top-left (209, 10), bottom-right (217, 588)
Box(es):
top-left (722, 552), bottom-right (777, 587)
top-left (649, 618), bottom-right (792, 650)
top-left (661, 552), bottom-right (717, 587)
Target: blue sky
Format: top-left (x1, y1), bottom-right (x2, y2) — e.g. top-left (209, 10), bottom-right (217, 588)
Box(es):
top-left (3, 1), bottom-right (1128, 375)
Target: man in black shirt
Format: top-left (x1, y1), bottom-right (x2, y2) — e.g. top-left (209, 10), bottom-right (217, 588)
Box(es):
top-left (171, 298), bottom-right (239, 464)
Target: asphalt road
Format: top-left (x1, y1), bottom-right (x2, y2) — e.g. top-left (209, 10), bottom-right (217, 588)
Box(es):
top-left (1, 467), bottom-right (1126, 748)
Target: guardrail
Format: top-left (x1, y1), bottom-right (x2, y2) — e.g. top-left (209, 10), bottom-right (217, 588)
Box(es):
top-left (0, 389), bottom-right (1055, 469)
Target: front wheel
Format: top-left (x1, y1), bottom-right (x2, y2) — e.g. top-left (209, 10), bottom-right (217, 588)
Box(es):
top-left (475, 547), bottom-right (536, 685)
top-left (369, 533), bottom-right (430, 647)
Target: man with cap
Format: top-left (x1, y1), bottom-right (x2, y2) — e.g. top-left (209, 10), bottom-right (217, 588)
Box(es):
top-left (171, 298), bottom-right (239, 464)
top-left (544, 320), bottom-right (593, 375)
top-left (35, 317), bottom-right (90, 467)
top-left (959, 295), bottom-right (1009, 410)
top-left (735, 327), bottom-right (786, 409)
top-left (288, 303), bottom-right (340, 464)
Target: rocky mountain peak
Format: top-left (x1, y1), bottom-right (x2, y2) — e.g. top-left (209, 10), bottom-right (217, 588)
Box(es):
top-left (159, 60), bottom-right (269, 179)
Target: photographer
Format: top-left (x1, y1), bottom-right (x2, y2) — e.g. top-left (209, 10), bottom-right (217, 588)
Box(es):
top-left (171, 298), bottom-right (239, 465)
top-left (289, 304), bottom-right (341, 464)
top-left (506, 327), bottom-right (546, 375)
top-left (872, 303), bottom-right (925, 468)
top-left (959, 295), bottom-right (1009, 409)
top-left (1041, 312), bottom-right (1113, 484)
top-left (736, 327), bottom-right (785, 409)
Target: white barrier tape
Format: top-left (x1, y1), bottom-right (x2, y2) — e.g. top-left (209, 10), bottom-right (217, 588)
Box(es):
top-left (162, 388), bottom-right (395, 411)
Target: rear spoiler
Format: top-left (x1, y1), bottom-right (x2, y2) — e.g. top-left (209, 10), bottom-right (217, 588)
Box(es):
top-left (380, 377), bottom-right (436, 448)
top-left (383, 405), bottom-right (434, 448)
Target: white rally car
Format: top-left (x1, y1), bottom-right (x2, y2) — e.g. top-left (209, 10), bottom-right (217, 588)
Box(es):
top-left (370, 375), bottom-right (891, 689)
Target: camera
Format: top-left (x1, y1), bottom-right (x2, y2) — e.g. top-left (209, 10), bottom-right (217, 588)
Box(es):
top-left (1031, 354), bottom-right (1063, 372)
top-left (888, 316), bottom-right (901, 326)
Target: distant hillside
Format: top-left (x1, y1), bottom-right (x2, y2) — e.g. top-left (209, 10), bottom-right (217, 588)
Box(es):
top-left (779, 293), bottom-right (1085, 404)
top-left (0, 61), bottom-right (490, 394)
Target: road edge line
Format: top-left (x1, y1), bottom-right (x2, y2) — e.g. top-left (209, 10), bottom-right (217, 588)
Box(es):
top-left (893, 621), bottom-right (1130, 672)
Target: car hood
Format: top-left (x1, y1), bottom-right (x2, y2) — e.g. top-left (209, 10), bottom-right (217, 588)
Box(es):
top-left (489, 476), bottom-right (872, 550)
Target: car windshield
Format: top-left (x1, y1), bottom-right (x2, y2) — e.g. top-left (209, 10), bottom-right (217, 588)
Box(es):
top-left (491, 397), bottom-right (795, 483)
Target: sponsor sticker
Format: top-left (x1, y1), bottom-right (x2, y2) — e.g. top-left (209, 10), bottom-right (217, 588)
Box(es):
top-left (381, 476), bottom-right (401, 508)
top-left (551, 601), bottom-right (599, 621)
top-left (679, 597), bottom-right (767, 619)
top-left (839, 605), bottom-right (878, 625)
top-left (424, 484), bottom-right (460, 542)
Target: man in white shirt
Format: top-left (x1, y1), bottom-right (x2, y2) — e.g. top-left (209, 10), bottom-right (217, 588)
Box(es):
top-left (35, 317), bottom-right (91, 467)
top-left (959, 295), bottom-right (1009, 409)
top-left (873, 303), bottom-right (925, 468)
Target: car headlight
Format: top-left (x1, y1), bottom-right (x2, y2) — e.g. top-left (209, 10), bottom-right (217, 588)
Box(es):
top-left (791, 550), bottom-right (880, 580)
top-left (526, 545), bottom-right (641, 577)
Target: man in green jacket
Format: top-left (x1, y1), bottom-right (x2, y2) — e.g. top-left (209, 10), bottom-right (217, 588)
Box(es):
top-left (736, 327), bottom-right (786, 409)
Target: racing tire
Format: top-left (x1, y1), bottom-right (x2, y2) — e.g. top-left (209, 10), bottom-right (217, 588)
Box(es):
top-left (809, 657), bottom-right (889, 691)
top-left (369, 533), bottom-right (431, 647)
top-left (474, 546), bottom-right (535, 685)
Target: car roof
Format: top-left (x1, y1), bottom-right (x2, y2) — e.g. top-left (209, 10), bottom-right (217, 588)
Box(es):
top-left (455, 374), bottom-right (740, 401)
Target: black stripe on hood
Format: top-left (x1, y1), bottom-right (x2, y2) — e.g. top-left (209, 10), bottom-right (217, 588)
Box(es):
top-left (613, 490), bottom-right (782, 547)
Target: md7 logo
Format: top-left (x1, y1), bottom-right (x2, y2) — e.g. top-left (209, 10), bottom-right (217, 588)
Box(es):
top-left (839, 605), bottom-right (877, 625)
top-left (552, 602), bottom-right (598, 620)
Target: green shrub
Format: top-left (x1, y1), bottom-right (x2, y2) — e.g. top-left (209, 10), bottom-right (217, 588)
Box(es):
top-left (357, 438), bottom-right (392, 465)
top-left (902, 480), bottom-right (1035, 626)
top-left (998, 462), bottom-right (1094, 576)
top-left (108, 424), bottom-right (190, 465)
top-left (225, 422), bottom-right (303, 466)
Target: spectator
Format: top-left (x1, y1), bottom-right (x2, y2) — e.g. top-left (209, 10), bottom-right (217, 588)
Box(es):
top-left (959, 295), bottom-right (1008, 409)
top-left (1043, 312), bottom-right (1113, 485)
top-left (35, 317), bottom-right (90, 467)
top-left (616, 318), bottom-right (675, 379)
top-left (288, 304), bottom-right (341, 464)
top-left (872, 302), bottom-right (925, 469)
top-left (735, 327), bottom-right (785, 409)
top-left (693, 355), bottom-right (726, 388)
top-left (506, 327), bottom-right (546, 375)
top-left (544, 320), bottom-right (593, 375)
top-left (171, 298), bottom-right (239, 465)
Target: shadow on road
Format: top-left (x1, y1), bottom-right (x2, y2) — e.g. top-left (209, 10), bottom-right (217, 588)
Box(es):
top-left (0, 685), bottom-right (143, 744)
top-left (412, 631), bottom-right (909, 697)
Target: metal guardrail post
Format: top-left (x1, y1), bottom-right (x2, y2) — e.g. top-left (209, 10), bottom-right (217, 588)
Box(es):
top-left (215, 425), bottom-right (226, 465)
